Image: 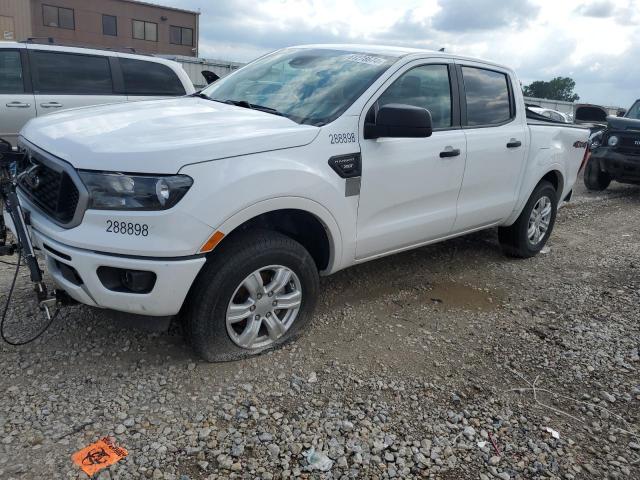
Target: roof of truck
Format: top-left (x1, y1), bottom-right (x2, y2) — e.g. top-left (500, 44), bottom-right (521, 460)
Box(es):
top-left (289, 44), bottom-right (512, 71)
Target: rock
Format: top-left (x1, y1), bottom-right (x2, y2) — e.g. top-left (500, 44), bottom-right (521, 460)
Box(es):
top-left (601, 391), bottom-right (616, 403)
top-left (267, 443), bottom-right (280, 457)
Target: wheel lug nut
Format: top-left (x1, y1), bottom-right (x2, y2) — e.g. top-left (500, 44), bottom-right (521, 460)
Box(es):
top-left (272, 301), bottom-right (277, 306)
top-left (250, 305), bottom-right (256, 311)
top-left (268, 292), bottom-right (273, 297)
top-left (255, 314), bottom-right (260, 320)
top-left (257, 294), bottom-right (262, 300)
top-left (266, 312), bottom-right (271, 317)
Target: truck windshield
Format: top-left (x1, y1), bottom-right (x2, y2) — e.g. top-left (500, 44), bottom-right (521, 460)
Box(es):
top-left (200, 48), bottom-right (397, 126)
top-left (626, 101), bottom-right (640, 119)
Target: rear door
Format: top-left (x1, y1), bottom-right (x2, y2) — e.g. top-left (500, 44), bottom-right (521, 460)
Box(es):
top-left (119, 57), bottom-right (187, 102)
top-left (0, 47), bottom-right (36, 145)
top-left (452, 63), bottom-right (528, 232)
top-left (28, 48), bottom-right (126, 114)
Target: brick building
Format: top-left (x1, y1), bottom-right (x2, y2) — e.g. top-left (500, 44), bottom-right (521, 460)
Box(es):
top-left (0, 0), bottom-right (199, 56)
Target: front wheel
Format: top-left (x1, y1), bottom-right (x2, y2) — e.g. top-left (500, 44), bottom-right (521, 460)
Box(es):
top-left (583, 158), bottom-right (611, 191)
top-left (183, 230), bottom-right (319, 362)
top-left (498, 180), bottom-right (558, 258)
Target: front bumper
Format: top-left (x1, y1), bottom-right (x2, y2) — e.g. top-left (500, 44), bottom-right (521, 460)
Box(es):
top-left (591, 148), bottom-right (640, 182)
top-left (4, 211), bottom-right (206, 316)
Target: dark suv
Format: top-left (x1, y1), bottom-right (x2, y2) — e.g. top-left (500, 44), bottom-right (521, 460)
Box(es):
top-left (584, 100), bottom-right (640, 191)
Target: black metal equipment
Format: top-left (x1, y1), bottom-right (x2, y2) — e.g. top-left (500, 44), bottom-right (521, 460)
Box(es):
top-left (0, 139), bottom-right (65, 344)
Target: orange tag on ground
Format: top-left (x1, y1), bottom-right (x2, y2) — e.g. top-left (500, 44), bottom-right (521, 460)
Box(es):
top-left (72, 437), bottom-right (128, 477)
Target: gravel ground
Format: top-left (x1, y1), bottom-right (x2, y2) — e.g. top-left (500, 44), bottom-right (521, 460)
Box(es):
top-left (0, 182), bottom-right (638, 480)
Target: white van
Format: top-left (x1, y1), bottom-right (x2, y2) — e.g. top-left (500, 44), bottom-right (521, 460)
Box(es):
top-left (0, 41), bottom-right (195, 145)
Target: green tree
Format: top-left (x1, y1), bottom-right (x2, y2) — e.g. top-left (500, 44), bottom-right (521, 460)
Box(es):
top-left (523, 77), bottom-right (580, 102)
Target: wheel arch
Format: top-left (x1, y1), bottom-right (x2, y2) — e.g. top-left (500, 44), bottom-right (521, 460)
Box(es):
top-left (539, 169), bottom-right (564, 198)
top-left (505, 168), bottom-right (565, 226)
top-left (207, 197), bottom-right (343, 274)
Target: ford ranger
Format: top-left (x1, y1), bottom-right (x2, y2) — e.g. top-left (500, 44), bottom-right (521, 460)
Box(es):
top-left (4, 45), bottom-right (590, 361)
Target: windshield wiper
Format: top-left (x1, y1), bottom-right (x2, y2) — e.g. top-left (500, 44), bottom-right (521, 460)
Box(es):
top-left (224, 99), bottom-right (285, 117)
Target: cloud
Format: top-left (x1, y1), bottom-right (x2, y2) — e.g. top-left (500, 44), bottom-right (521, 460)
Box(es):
top-left (167, 0), bottom-right (639, 107)
top-left (575, 1), bottom-right (615, 17)
top-left (431, 0), bottom-right (539, 31)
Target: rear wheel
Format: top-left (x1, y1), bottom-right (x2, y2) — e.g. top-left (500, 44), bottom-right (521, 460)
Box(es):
top-left (183, 229), bottom-right (319, 362)
top-left (583, 158), bottom-right (611, 191)
top-left (498, 180), bottom-right (558, 258)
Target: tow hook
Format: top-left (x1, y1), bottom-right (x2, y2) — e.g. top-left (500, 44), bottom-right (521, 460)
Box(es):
top-left (0, 141), bottom-right (73, 344)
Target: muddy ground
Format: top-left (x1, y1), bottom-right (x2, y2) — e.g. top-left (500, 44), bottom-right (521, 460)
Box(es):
top-left (0, 182), bottom-right (638, 479)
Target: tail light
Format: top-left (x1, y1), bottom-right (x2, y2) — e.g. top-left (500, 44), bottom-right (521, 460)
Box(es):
top-left (579, 144), bottom-right (591, 173)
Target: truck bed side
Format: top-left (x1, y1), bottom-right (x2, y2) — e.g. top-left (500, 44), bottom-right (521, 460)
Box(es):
top-left (506, 121), bottom-right (589, 225)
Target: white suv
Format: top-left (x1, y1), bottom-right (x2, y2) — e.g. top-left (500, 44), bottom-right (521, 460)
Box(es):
top-left (0, 41), bottom-right (194, 145)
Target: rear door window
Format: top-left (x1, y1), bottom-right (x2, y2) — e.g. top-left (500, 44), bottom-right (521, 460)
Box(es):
top-left (120, 58), bottom-right (185, 96)
top-left (0, 50), bottom-right (24, 93)
top-left (30, 51), bottom-right (113, 94)
top-left (461, 67), bottom-right (512, 126)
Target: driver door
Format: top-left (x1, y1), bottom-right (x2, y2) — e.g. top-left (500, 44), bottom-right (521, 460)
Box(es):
top-left (356, 61), bottom-right (467, 260)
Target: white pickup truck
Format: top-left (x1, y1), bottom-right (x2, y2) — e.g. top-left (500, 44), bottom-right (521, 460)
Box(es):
top-left (8, 45), bottom-right (590, 361)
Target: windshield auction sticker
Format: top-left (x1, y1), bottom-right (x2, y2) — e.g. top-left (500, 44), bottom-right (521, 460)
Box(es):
top-left (344, 53), bottom-right (387, 66)
top-left (72, 437), bottom-right (128, 477)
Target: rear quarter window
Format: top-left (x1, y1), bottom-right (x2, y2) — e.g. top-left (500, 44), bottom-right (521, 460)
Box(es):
top-left (121, 58), bottom-right (185, 96)
top-left (461, 67), bottom-right (512, 126)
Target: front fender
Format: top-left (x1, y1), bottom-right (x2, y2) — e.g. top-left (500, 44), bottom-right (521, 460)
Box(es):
top-left (179, 150), bottom-right (357, 273)
top-left (213, 197), bottom-right (343, 273)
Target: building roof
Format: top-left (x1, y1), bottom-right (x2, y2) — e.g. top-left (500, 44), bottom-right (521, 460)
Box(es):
top-left (115, 0), bottom-right (200, 15)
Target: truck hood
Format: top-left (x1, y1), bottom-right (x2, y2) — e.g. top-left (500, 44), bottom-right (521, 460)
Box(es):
top-left (608, 115), bottom-right (640, 131)
top-left (20, 97), bottom-right (319, 174)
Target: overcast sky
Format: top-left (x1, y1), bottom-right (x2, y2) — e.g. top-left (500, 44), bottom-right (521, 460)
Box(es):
top-left (173, 0), bottom-right (639, 107)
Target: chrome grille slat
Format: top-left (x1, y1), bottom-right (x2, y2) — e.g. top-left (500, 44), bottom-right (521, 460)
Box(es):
top-left (15, 143), bottom-right (87, 228)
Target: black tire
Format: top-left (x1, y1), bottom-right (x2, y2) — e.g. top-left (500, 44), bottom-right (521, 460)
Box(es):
top-left (583, 158), bottom-right (611, 191)
top-left (182, 229), bottom-right (319, 362)
top-left (498, 180), bottom-right (558, 258)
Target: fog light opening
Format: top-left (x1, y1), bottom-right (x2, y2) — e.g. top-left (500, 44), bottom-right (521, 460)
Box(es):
top-left (97, 267), bottom-right (157, 294)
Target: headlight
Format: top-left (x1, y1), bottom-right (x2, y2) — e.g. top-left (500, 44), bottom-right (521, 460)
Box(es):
top-left (79, 171), bottom-right (193, 210)
top-left (608, 135), bottom-right (619, 147)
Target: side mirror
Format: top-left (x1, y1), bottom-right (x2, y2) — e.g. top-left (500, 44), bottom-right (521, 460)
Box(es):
top-left (364, 104), bottom-right (433, 139)
top-left (617, 109), bottom-right (627, 117)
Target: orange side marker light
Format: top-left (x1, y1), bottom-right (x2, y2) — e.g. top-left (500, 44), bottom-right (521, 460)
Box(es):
top-left (200, 230), bottom-right (225, 253)
top-left (72, 437), bottom-right (128, 477)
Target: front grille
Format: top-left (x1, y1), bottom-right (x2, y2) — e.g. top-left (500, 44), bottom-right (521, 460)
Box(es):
top-left (615, 135), bottom-right (640, 156)
top-left (16, 147), bottom-right (81, 225)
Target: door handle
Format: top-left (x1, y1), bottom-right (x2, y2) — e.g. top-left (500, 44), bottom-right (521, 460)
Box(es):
top-left (6, 101), bottom-right (31, 108)
top-left (507, 140), bottom-right (522, 148)
top-left (40, 102), bottom-right (63, 108)
top-left (439, 148), bottom-right (461, 158)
